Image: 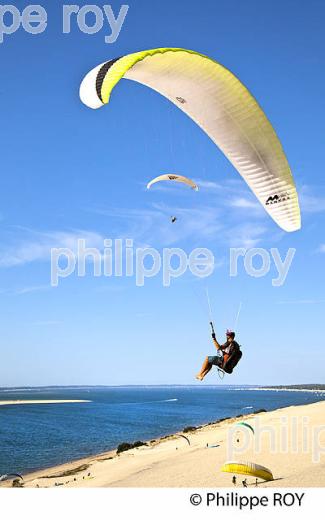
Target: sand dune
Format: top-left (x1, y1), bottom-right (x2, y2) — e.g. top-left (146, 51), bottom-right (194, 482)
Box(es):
top-left (2, 400), bottom-right (325, 488)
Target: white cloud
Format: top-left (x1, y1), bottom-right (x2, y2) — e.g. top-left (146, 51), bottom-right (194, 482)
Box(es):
top-left (299, 185), bottom-right (325, 213)
top-left (15, 285), bottom-right (51, 295)
top-left (92, 203), bottom-right (224, 246)
top-left (193, 178), bottom-right (223, 191)
top-left (277, 299), bottom-right (325, 305)
top-left (135, 312), bottom-right (152, 318)
top-left (31, 320), bottom-right (64, 326)
top-left (90, 197), bottom-right (271, 250)
top-left (0, 229), bottom-right (105, 268)
top-left (94, 284), bottom-right (127, 294)
top-left (223, 223), bottom-right (268, 248)
top-left (229, 197), bottom-right (261, 210)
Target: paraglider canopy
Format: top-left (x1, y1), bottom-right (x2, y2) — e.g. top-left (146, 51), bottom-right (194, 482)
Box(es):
top-left (80, 47), bottom-right (301, 232)
top-left (221, 461), bottom-right (273, 481)
top-left (176, 434), bottom-right (191, 446)
top-left (147, 174), bottom-right (198, 191)
top-left (236, 422), bottom-right (255, 435)
top-left (0, 473), bottom-right (23, 482)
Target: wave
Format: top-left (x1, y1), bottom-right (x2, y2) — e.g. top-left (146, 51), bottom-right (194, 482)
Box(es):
top-left (118, 398), bottom-right (178, 406)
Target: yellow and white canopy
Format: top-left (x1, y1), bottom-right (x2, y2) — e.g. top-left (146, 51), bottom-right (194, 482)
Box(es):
top-left (221, 461), bottom-right (273, 481)
top-left (80, 48), bottom-right (301, 232)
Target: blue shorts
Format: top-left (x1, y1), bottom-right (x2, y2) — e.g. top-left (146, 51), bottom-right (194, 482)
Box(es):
top-left (208, 355), bottom-right (223, 367)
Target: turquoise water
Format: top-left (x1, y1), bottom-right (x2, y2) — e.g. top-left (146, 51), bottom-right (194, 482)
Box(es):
top-left (1, 385), bottom-right (324, 474)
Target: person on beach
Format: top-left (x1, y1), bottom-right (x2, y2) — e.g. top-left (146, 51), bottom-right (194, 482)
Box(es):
top-left (196, 328), bottom-right (241, 380)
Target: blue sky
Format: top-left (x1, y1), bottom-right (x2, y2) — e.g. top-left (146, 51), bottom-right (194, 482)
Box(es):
top-left (0, 0), bottom-right (324, 386)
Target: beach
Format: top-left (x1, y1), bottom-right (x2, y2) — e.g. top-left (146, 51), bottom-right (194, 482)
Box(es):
top-left (3, 400), bottom-right (324, 488)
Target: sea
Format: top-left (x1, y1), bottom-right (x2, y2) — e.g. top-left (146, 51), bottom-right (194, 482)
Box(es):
top-left (1, 385), bottom-right (324, 475)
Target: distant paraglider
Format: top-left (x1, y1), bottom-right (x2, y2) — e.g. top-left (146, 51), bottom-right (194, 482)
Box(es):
top-left (177, 434), bottom-right (191, 446)
top-left (146, 175), bottom-right (197, 224)
top-left (0, 473), bottom-right (23, 482)
top-left (80, 47), bottom-right (301, 232)
top-left (235, 422), bottom-right (255, 444)
top-left (148, 175), bottom-right (197, 224)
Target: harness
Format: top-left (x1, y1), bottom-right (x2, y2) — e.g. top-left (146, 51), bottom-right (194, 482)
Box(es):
top-left (222, 343), bottom-right (242, 374)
